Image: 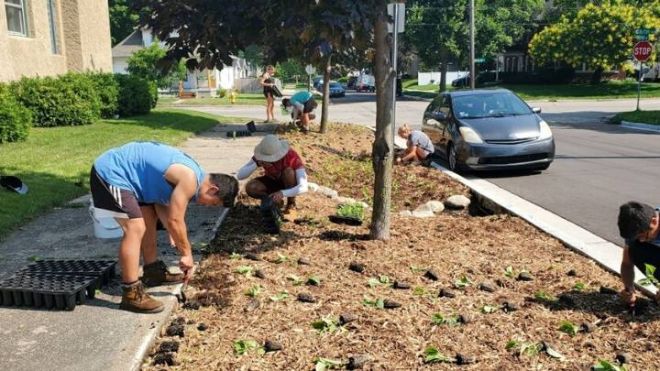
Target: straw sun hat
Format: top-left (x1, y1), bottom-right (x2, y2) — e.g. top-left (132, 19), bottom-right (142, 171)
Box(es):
top-left (253, 135), bottom-right (290, 162)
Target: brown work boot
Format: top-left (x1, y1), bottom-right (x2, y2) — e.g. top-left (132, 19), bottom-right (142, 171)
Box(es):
top-left (120, 281), bottom-right (164, 313)
top-left (282, 205), bottom-right (298, 222)
top-left (142, 260), bottom-right (184, 287)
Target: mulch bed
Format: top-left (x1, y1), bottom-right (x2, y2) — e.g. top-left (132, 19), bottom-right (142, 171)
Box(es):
top-left (143, 124), bottom-right (659, 370)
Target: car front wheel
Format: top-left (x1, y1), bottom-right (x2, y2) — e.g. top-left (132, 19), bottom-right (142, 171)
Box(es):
top-left (447, 143), bottom-right (458, 172)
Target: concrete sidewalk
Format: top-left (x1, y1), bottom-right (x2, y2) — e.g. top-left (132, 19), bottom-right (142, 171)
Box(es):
top-left (0, 122), bottom-right (267, 371)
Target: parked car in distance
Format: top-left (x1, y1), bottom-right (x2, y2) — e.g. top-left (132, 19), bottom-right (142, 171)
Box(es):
top-left (422, 89), bottom-right (554, 172)
top-left (355, 73), bottom-right (376, 92)
top-left (328, 81), bottom-right (346, 97)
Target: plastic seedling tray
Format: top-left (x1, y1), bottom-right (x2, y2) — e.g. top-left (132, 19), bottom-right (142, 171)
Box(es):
top-left (329, 215), bottom-right (363, 226)
top-left (226, 130), bottom-right (252, 138)
top-left (0, 272), bottom-right (98, 310)
top-left (21, 259), bottom-right (117, 287)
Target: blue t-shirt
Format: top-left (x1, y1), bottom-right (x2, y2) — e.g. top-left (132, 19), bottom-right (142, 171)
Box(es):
top-left (290, 91), bottom-right (312, 106)
top-left (94, 141), bottom-right (205, 205)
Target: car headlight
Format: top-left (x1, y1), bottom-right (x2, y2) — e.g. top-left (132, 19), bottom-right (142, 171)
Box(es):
top-left (459, 126), bottom-right (483, 144)
top-left (538, 120), bottom-right (553, 140)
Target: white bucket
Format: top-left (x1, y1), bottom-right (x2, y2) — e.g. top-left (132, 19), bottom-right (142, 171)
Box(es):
top-left (89, 202), bottom-right (123, 239)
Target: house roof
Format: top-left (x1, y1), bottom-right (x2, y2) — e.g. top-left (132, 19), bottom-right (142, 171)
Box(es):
top-left (112, 30), bottom-right (145, 57)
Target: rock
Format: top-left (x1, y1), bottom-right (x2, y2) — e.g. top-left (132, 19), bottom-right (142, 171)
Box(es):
top-left (317, 186), bottom-right (338, 199)
top-left (264, 340), bottom-right (283, 352)
top-left (297, 293), bottom-right (317, 303)
top-left (243, 298), bottom-right (261, 312)
top-left (393, 281), bottom-right (410, 290)
top-left (297, 257), bottom-right (311, 265)
top-left (567, 269), bottom-right (577, 276)
top-left (615, 352), bottom-right (631, 365)
top-left (439, 288), bottom-right (456, 298)
top-left (444, 195), bottom-right (471, 209)
top-left (245, 252), bottom-right (261, 261)
top-left (502, 301), bottom-right (518, 312)
top-left (254, 269), bottom-right (266, 279)
top-left (197, 323), bottom-right (208, 331)
top-left (599, 286), bottom-right (617, 295)
top-left (398, 210), bottom-right (413, 217)
top-left (347, 354), bottom-right (370, 369)
top-left (426, 200), bottom-right (445, 213)
top-left (458, 313), bottom-right (472, 324)
top-left (152, 352), bottom-right (175, 366)
top-left (412, 204), bottom-right (435, 218)
top-left (455, 353), bottom-right (476, 365)
top-left (580, 322), bottom-right (595, 333)
top-left (383, 299), bottom-right (401, 309)
top-left (349, 261), bottom-right (365, 273)
top-left (424, 269), bottom-right (440, 281)
top-left (307, 182), bottom-right (320, 192)
top-left (158, 340), bottom-right (180, 353)
top-left (339, 313), bottom-right (357, 325)
top-left (479, 282), bottom-right (496, 293)
top-left (165, 324), bottom-right (184, 337)
top-left (517, 271), bottom-right (533, 281)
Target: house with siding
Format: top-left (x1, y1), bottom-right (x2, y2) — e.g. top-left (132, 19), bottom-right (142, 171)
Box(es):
top-left (0, 0), bottom-right (112, 82)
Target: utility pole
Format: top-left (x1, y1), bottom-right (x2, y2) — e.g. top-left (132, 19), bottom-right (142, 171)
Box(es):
top-left (469, 0), bottom-right (475, 89)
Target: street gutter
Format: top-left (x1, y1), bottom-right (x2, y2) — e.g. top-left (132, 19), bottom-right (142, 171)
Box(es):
top-left (620, 120), bottom-right (660, 133)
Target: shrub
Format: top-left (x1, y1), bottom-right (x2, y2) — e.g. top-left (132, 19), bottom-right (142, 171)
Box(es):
top-left (87, 72), bottom-right (119, 118)
top-left (148, 80), bottom-right (158, 108)
top-left (217, 88), bottom-right (228, 98)
top-left (0, 83), bottom-right (31, 143)
top-left (13, 73), bottom-right (101, 127)
top-left (115, 74), bottom-right (153, 117)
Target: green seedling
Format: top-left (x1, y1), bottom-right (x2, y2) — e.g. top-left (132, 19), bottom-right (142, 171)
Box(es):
top-left (413, 286), bottom-right (427, 296)
top-left (506, 339), bottom-right (541, 357)
top-left (270, 291), bottom-right (289, 302)
top-left (592, 360), bottom-right (627, 371)
top-left (287, 274), bottom-right (304, 286)
top-left (307, 276), bottom-right (321, 286)
top-left (314, 357), bottom-right (344, 371)
top-left (431, 313), bottom-right (460, 326)
top-left (573, 282), bottom-right (586, 291)
top-left (638, 263), bottom-right (659, 287)
top-left (336, 202), bottom-right (365, 221)
top-left (245, 285), bottom-right (262, 298)
top-left (410, 265), bottom-right (426, 273)
top-left (229, 252), bottom-right (241, 260)
top-left (233, 339), bottom-right (263, 356)
top-left (454, 275), bottom-right (473, 289)
top-left (275, 253), bottom-right (289, 264)
top-left (363, 297), bottom-right (385, 309)
top-left (559, 320), bottom-right (579, 337)
top-left (504, 266), bottom-right (515, 278)
top-left (367, 275), bottom-right (391, 288)
top-left (311, 316), bottom-right (340, 334)
top-left (505, 340), bottom-right (520, 350)
top-left (424, 346), bottom-right (452, 363)
top-left (481, 304), bottom-right (499, 314)
top-left (534, 290), bottom-right (557, 303)
top-left (235, 265), bottom-right (253, 275)
top-left (27, 255), bottom-right (41, 262)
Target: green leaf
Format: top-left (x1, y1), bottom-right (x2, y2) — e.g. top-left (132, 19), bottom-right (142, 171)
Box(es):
top-left (337, 202), bottom-right (364, 220)
top-left (378, 275), bottom-right (390, 284)
top-left (233, 339), bottom-right (260, 356)
top-left (454, 275), bottom-right (473, 289)
top-left (481, 304), bottom-right (499, 314)
top-left (559, 320), bottom-right (579, 337)
top-left (235, 265), bottom-right (253, 275)
top-left (534, 290), bottom-right (556, 302)
top-left (410, 265), bottom-right (425, 273)
top-left (520, 342), bottom-right (541, 357)
top-left (424, 346), bottom-right (451, 363)
top-left (311, 316), bottom-right (338, 334)
top-left (412, 286), bottom-right (427, 296)
top-left (593, 360), bottom-right (627, 371)
top-left (27, 255), bottom-right (41, 262)
top-left (229, 252), bottom-right (241, 260)
top-left (639, 263), bottom-right (659, 287)
top-left (505, 340), bottom-right (520, 350)
top-left (275, 253), bottom-right (289, 264)
top-left (431, 313), bottom-right (460, 326)
top-left (287, 274), bottom-right (304, 286)
top-left (245, 285), bottom-right (262, 298)
top-left (367, 278), bottom-right (381, 288)
top-left (504, 265), bottom-right (515, 278)
top-left (314, 357), bottom-right (343, 371)
top-left (362, 297), bottom-right (385, 309)
top-left (573, 282), bottom-right (586, 291)
top-left (270, 291), bottom-right (289, 302)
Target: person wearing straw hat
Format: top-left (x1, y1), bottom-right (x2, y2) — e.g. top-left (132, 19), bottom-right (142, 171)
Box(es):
top-left (90, 141), bottom-right (239, 313)
top-left (236, 135), bottom-right (309, 232)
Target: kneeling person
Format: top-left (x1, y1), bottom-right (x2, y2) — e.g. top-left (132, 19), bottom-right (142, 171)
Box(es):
top-left (236, 135), bottom-right (308, 231)
top-left (282, 91), bottom-right (317, 133)
top-left (396, 124), bottom-right (434, 165)
top-left (617, 201), bottom-right (660, 307)
top-left (91, 141), bottom-right (238, 313)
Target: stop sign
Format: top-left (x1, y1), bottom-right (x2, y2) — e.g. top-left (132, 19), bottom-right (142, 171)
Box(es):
top-left (633, 41), bottom-right (653, 62)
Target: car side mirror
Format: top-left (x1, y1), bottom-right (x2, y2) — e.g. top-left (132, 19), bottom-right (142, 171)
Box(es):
top-left (531, 107), bottom-right (542, 114)
top-left (433, 111), bottom-right (447, 120)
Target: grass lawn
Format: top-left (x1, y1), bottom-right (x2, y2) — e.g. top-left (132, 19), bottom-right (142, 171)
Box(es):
top-left (158, 93), bottom-right (266, 107)
top-left (0, 109), bottom-right (235, 239)
top-left (611, 110), bottom-right (660, 125)
top-left (403, 80), bottom-right (660, 101)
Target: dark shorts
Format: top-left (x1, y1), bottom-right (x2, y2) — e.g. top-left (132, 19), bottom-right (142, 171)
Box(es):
top-left (263, 88), bottom-right (274, 98)
top-left (253, 175), bottom-right (286, 195)
top-left (89, 166), bottom-right (143, 219)
top-left (303, 98), bottom-right (317, 113)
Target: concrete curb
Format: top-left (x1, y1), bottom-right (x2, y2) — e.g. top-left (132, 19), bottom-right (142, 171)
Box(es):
top-left (429, 162), bottom-right (657, 298)
top-left (128, 207), bottom-right (230, 371)
top-left (620, 120), bottom-right (660, 133)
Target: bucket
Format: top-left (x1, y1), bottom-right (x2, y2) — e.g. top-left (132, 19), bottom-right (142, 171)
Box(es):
top-left (89, 202), bottom-right (123, 239)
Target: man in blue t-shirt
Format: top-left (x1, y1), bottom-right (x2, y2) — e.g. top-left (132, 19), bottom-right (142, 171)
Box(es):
top-left (282, 91), bottom-right (317, 133)
top-left (90, 141), bottom-right (238, 313)
top-left (617, 201), bottom-right (660, 308)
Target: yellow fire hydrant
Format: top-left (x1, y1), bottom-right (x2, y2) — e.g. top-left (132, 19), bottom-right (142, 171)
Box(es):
top-left (230, 90), bottom-right (238, 104)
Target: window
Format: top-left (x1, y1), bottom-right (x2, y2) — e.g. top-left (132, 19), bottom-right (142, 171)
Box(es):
top-left (5, 0), bottom-right (28, 36)
top-left (47, 0), bottom-right (59, 53)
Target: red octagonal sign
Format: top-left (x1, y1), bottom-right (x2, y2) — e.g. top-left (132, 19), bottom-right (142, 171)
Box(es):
top-left (633, 41), bottom-right (653, 62)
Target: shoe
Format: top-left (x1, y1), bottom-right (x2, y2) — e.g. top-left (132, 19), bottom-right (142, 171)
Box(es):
top-left (142, 260), bottom-right (184, 287)
top-left (282, 206), bottom-right (297, 222)
top-left (120, 281), bottom-right (164, 313)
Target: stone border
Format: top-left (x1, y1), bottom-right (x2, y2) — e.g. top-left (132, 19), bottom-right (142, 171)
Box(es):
top-left (620, 120), bottom-right (660, 133)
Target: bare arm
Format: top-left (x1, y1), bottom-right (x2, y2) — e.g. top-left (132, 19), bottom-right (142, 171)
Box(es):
top-left (164, 164), bottom-right (197, 259)
top-left (621, 246), bottom-right (636, 291)
top-left (401, 145), bottom-right (419, 162)
top-left (259, 73), bottom-right (273, 87)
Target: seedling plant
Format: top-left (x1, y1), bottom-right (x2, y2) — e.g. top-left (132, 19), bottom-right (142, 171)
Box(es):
top-left (233, 339), bottom-right (264, 356)
top-left (431, 313), bottom-right (461, 326)
top-left (336, 202), bottom-right (365, 221)
top-left (559, 320), bottom-right (579, 337)
top-left (638, 264), bottom-right (659, 287)
top-left (424, 346), bottom-right (452, 364)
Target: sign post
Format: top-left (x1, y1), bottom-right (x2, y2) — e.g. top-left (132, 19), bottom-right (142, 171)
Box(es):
top-left (633, 41), bottom-right (653, 111)
top-left (387, 3), bottom-right (405, 146)
top-left (305, 64), bottom-right (316, 92)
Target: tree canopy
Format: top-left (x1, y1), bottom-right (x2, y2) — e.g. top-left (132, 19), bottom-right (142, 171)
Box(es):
top-left (127, 43), bottom-right (187, 89)
top-left (109, 0), bottom-right (140, 46)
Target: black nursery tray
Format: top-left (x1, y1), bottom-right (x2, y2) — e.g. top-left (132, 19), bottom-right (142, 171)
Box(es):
top-left (226, 130), bottom-right (252, 138)
top-left (0, 272), bottom-right (98, 311)
top-left (329, 215), bottom-right (363, 226)
top-left (21, 259), bottom-right (117, 287)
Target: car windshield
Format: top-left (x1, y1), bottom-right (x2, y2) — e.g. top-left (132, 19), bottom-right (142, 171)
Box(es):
top-left (329, 82), bottom-right (341, 88)
top-left (452, 92), bottom-right (532, 119)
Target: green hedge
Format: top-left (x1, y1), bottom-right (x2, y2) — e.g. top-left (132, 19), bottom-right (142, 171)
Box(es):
top-left (116, 74), bottom-right (153, 117)
top-left (0, 83), bottom-right (31, 143)
top-left (87, 72), bottom-right (119, 118)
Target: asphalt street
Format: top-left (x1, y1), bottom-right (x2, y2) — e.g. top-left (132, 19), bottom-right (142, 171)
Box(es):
top-left (183, 92), bottom-right (660, 245)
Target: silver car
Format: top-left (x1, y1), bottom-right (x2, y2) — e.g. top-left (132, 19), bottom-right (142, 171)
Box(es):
top-left (422, 89), bottom-right (554, 172)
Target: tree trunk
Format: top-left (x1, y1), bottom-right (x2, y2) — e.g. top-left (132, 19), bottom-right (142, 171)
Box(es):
top-left (320, 54), bottom-right (332, 133)
top-left (590, 65), bottom-right (604, 85)
top-left (370, 7), bottom-right (394, 241)
top-left (439, 60), bottom-right (448, 92)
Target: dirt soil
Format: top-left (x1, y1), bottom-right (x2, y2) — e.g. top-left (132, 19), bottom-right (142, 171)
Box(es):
top-left (143, 125), bottom-right (660, 370)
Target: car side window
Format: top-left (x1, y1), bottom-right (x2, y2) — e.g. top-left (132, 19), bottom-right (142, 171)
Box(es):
top-left (439, 95), bottom-right (450, 116)
top-left (426, 96), bottom-right (442, 115)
